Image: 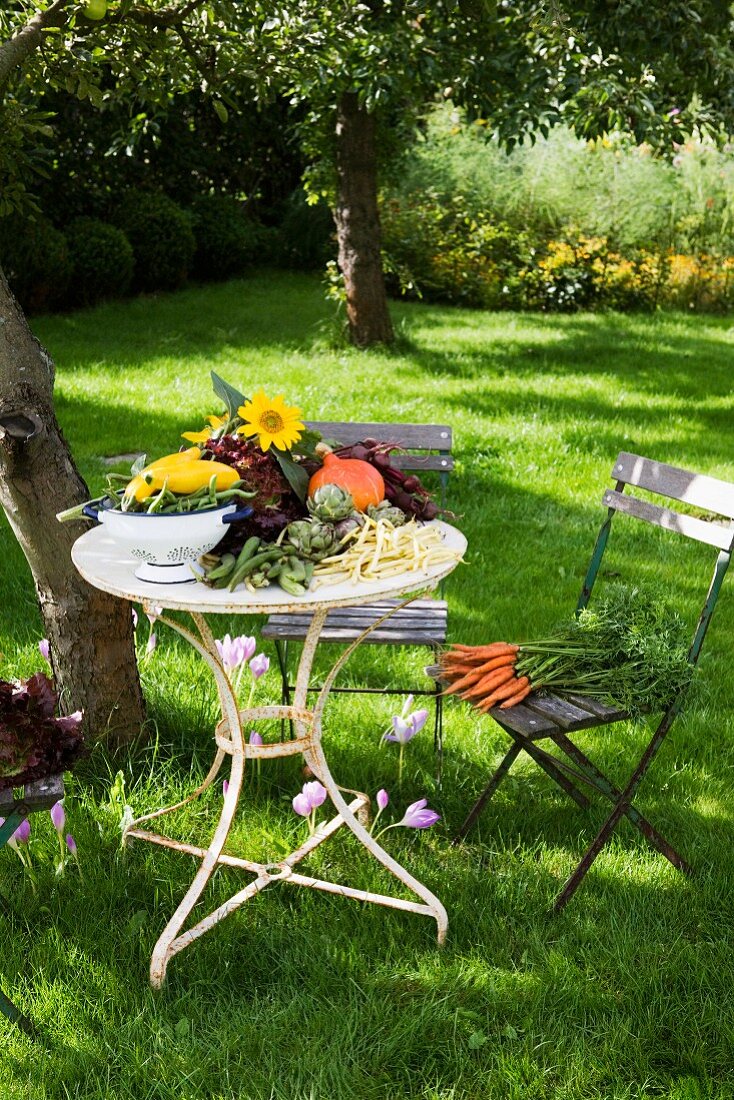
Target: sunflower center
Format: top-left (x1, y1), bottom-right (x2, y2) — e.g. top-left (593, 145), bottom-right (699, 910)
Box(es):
top-left (259, 410), bottom-right (284, 434)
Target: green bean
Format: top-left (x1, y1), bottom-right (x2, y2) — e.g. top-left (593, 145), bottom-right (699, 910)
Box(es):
top-left (207, 553), bottom-right (236, 581)
top-left (228, 547), bottom-right (284, 591)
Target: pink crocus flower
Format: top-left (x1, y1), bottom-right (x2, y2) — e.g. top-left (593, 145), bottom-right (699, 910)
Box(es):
top-left (131, 608), bottom-right (138, 630)
top-left (302, 781), bottom-right (327, 809)
top-left (145, 605), bottom-right (163, 626)
top-left (145, 632), bottom-right (157, 656)
top-left (292, 792), bottom-right (312, 817)
top-left (65, 834), bottom-right (77, 855)
top-left (222, 779), bottom-right (230, 798)
top-left (38, 639), bottom-right (50, 663)
top-left (215, 634), bottom-right (256, 676)
top-left (249, 730), bottom-right (263, 746)
top-left (376, 789), bottom-right (389, 812)
top-left (384, 708), bottom-right (429, 745)
top-left (399, 798), bottom-right (441, 830)
top-left (50, 801), bottom-right (65, 834)
top-left (249, 653), bottom-right (270, 680)
top-left (292, 780), bottom-right (328, 832)
top-left (13, 818), bottom-right (31, 845)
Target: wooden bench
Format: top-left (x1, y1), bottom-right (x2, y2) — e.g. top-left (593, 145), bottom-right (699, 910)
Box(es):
top-left (262, 421), bottom-right (453, 757)
top-left (0, 774), bottom-right (64, 1037)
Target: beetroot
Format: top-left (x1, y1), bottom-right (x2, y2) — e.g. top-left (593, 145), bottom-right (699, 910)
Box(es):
top-left (332, 440), bottom-right (446, 521)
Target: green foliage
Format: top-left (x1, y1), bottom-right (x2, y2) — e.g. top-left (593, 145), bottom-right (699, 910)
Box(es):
top-left (65, 217), bottom-right (134, 306)
top-left (113, 192), bottom-right (195, 292)
top-left (189, 194), bottom-right (263, 281)
top-left (0, 214), bottom-right (71, 313)
top-left (278, 188), bottom-right (335, 270)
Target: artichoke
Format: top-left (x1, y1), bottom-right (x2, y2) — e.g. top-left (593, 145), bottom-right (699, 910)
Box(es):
top-left (366, 501), bottom-right (408, 526)
top-left (307, 485), bottom-right (355, 523)
top-left (284, 519), bottom-right (340, 562)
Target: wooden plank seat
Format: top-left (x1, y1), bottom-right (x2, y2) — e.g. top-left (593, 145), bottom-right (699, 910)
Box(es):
top-left (1, 773), bottom-right (64, 1038)
top-left (262, 421), bottom-right (453, 759)
top-left (446, 451), bottom-right (734, 910)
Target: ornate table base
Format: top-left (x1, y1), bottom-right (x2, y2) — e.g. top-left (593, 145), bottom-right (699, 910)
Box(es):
top-left (125, 606), bottom-right (447, 989)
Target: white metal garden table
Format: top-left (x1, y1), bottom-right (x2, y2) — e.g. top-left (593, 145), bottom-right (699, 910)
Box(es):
top-left (71, 521), bottom-right (466, 988)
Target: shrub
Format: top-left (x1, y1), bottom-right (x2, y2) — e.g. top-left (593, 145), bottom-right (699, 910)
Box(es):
top-left (113, 192), bottom-right (195, 292)
top-left (666, 253), bottom-right (734, 313)
top-left (189, 194), bottom-right (266, 281)
top-left (520, 233), bottom-right (669, 313)
top-left (0, 214), bottom-right (71, 313)
top-left (278, 189), bottom-right (334, 269)
top-left (65, 217), bottom-right (134, 306)
top-left (381, 192), bottom-right (534, 309)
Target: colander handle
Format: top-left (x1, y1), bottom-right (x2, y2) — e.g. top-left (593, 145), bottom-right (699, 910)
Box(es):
top-left (222, 506), bottom-right (254, 525)
top-left (82, 503), bottom-right (102, 523)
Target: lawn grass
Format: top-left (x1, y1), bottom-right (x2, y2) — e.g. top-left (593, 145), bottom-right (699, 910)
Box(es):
top-left (2, 272), bottom-right (734, 1099)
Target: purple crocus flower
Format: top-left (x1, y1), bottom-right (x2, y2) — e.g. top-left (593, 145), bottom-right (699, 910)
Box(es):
top-left (38, 639), bottom-right (50, 663)
top-left (50, 801), bottom-right (65, 834)
top-left (399, 798), bottom-right (440, 830)
top-left (13, 818), bottom-right (31, 844)
top-left (145, 632), bottom-right (157, 656)
top-left (222, 779), bottom-right (230, 798)
top-left (384, 708), bottom-right (429, 745)
top-left (292, 792), bottom-right (312, 817)
top-left (302, 781), bottom-right (327, 809)
top-left (249, 730), bottom-right (263, 746)
top-left (65, 834), bottom-right (77, 855)
top-left (376, 789), bottom-right (389, 812)
top-left (131, 608), bottom-right (138, 630)
top-left (215, 634), bottom-right (256, 675)
top-left (145, 605), bottom-right (163, 626)
top-left (249, 653), bottom-right (270, 680)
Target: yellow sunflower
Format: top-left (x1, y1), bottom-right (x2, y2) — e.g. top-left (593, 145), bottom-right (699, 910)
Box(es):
top-left (181, 414), bottom-right (229, 444)
top-left (236, 391), bottom-right (304, 452)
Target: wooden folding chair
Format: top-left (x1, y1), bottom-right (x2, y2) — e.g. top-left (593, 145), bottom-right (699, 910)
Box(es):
top-left (262, 420), bottom-right (453, 760)
top-left (0, 775), bottom-right (64, 1038)
top-left (454, 452), bottom-right (734, 910)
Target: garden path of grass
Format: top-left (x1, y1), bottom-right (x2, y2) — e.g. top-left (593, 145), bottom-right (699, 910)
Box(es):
top-left (1, 272), bottom-right (734, 1099)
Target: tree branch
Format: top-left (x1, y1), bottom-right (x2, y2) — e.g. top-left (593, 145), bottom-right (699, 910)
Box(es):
top-left (125, 0), bottom-right (208, 29)
top-left (0, 0), bottom-right (72, 89)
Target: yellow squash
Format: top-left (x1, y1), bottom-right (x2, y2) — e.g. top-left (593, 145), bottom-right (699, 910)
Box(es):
top-left (124, 449), bottom-right (238, 503)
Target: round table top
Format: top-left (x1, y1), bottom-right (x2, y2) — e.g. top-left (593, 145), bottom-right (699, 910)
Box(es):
top-left (71, 521), bottom-right (467, 614)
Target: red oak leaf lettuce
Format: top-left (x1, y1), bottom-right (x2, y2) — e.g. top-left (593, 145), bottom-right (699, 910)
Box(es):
top-left (0, 673), bottom-right (85, 790)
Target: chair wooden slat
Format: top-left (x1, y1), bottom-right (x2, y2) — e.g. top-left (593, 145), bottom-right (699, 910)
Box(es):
top-left (264, 625), bottom-right (446, 646)
top-left (485, 703), bottom-right (559, 738)
top-left (613, 452), bottom-right (734, 519)
top-left (603, 489), bottom-right (734, 551)
top-left (561, 693), bottom-right (629, 722)
top-left (0, 774), bottom-right (64, 815)
top-left (264, 607), bottom-right (447, 628)
top-left (306, 422), bottom-right (452, 452)
top-left (521, 693), bottom-right (615, 732)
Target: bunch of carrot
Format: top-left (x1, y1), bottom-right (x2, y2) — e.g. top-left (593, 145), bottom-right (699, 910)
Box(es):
top-left (439, 643), bottom-right (532, 711)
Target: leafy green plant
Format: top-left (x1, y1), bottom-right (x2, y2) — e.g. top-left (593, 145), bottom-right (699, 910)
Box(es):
top-left (65, 217), bottom-right (134, 306)
top-left (0, 213), bottom-right (71, 313)
top-left (189, 195), bottom-right (264, 281)
top-left (113, 192), bottom-right (195, 292)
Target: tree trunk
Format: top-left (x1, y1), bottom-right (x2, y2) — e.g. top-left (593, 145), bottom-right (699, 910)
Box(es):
top-left (334, 91), bottom-right (394, 347)
top-left (0, 266), bottom-right (145, 746)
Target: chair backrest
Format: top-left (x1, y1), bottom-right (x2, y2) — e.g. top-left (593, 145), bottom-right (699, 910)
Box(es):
top-left (305, 421), bottom-right (453, 475)
top-left (579, 452), bottom-right (734, 668)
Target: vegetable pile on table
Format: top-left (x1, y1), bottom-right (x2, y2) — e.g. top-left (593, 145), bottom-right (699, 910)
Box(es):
top-left (440, 586), bottom-right (694, 717)
top-left (60, 371), bottom-right (464, 596)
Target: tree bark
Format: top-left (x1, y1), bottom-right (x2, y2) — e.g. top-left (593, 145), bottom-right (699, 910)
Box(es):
top-left (0, 266), bottom-right (145, 746)
top-left (334, 92), bottom-right (394, 347)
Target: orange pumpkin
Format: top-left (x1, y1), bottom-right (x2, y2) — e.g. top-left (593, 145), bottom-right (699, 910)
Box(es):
top-left (308, 451), bottom-right (385, 512)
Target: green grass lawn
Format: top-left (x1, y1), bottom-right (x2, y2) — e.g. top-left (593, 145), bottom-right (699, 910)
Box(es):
top-left (2, 272), bottom-right (734, 1099)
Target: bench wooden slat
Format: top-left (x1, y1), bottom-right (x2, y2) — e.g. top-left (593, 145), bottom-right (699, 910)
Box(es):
top-left (603, 489), bottom-right (734, 551)
top-left (613, 452), bottom-right (734, 519)
top-left (388, 454), bottom-right (454, 472)
top-left (306, 422), bottom-right (452, 452)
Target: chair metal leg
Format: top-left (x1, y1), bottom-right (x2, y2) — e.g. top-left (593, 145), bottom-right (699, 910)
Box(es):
top-left (509, 734), bottom-right (591, 812)
top-left (0, 987), bottom-right (35, 1039)
top-left (454, 742), bottom-right (523, 843)
top-left (274, 639), bottom-right (294, 740)
top-left (552, 718), bottom-right (693, 912)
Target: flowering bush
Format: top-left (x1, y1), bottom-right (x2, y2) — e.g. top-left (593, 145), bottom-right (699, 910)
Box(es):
top-left (380, 190), bottom-right (732, 314)
top-left (0, 674), bottom-right (84, 791)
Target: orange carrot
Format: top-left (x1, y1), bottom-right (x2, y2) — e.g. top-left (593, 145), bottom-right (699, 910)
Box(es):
top-left (475, 675), bottom-right (530, 711)
top-left (442, 654), bottom-right (517, 694)
top-left (461, 665), bottom-right (517, 701)
top-left (458, 643), bottom-right (519, 659)
top-left (498, 683), bottom-right (532, 709)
